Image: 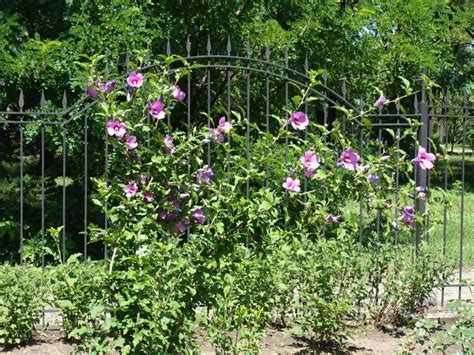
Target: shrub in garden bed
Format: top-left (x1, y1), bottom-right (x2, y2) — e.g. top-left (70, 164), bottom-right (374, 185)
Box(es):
top-left (0, 264), bottom-right (45, 346)
top-left (374, 241), bottom-right (454, 327)
top-left (44, 55), bottom-right (450, 353)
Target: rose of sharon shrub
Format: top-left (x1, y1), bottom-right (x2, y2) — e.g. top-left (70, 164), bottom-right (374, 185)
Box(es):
top-left (83, 56), bottom-right (442, 352)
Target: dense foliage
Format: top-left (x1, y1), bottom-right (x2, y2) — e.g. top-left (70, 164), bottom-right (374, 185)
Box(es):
top-left (0, 264), bottom-right (45, 346)
top-left (0, 2), bottom-right (469, 352)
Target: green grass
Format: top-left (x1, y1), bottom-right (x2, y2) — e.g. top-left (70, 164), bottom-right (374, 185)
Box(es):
top-left (428, 153), bottom-right (474, 267)
top-left (429, 188), bottom-right (474, 267)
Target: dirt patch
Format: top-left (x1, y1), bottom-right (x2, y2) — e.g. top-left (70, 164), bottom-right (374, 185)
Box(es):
top-left (1, 327), bottom-right (407, 355)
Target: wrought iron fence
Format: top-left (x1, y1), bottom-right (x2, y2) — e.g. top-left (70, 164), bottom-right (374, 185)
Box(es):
top-left (0, 37), bottom-right (472, 303)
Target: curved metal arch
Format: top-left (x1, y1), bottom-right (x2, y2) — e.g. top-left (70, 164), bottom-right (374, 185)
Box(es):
top-left (64, 54), bottom-right (361, 126)
top-left (183, 55), bottom-right (358, 111)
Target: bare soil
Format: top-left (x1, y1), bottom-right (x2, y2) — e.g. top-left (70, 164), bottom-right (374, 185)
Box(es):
top-left (1, 327), bottom-right (407, 355)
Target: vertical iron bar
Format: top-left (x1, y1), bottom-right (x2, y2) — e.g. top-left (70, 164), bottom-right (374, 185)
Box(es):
top-left (459, 92), bottom-right (467, 300)
top-left (19, 90), bottom-right (24, 264)
top-left (246, 40), bottom-right (251, 199)
top-left (415, 82), bottom-right (428, 255)
top-left (104, 117), bottom-right (109, 258)
top-left (227, 35), bottom-right (232, 174)
top-left (62, 137), bottom-right (66, 262)
top-left (358, 96), bottom-right (364, 244)
top-left (342, 79), bottom-right (346, 133)
top-left (265, 47), bottom-right (270, 187)
top-left (41, 121), bottom-right (45, 269)
top-left (84, 115), bottom-right (88, 259)
top-left (40, 91), bottom-right (46, 269)
top-left (375, 117), bottom-right (382, 304)
top-left (186, 37), bottom-right (191, 242)
top-left (40, 91), bottom-right (46, 326)
top-left (303, 57), bottom-right (308, 202)
top-left (145, 51), bottom-right (151, 147)
top-left (62, 103), bottom-right (67, 263)
top-left (441, 89), bottom-right (449, 306)
top-left (426, 94), bottom-right (434, 241)
top-left (207, 36), bottom-right (211, 167)
top-left (395, 103), bottom-right (400, 246)
top-left (284, 49), bottom-right (289, 166)
top-left (166, 39), bottom-right (171, 126)
top-left (323, 70), bottom-right (328, 238)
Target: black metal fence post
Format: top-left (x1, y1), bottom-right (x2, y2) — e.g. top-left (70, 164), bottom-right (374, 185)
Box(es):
top-left (415, 79), bottom-right (428, 253)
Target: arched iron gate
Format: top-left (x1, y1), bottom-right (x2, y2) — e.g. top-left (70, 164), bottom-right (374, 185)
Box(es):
top-left (0, 37), bottom-right (472, 303)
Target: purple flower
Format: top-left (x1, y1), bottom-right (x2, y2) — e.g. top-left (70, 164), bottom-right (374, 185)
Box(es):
top-left (412, 147), bottom-right (436, 170)
top-left (193, 209), bottom-right (206, 224)
top-left (124, 183), bottom-right (138, 198)
top-left (144, 191), bottom-right (153, 202)
top-left (326, 214), bottom-right (340, 224)
top-left (415, 186), bottom-right (427, 200)
top-left (289, 111), bottom-right (309, 130)
top-left (86, 85), bottom-right (100, 97)
top-left (337, 149), bottom-right (360, 170)
top-left (282, 177), bottom-right (301, 193)
top-left (401, 206), bottom-right (415, 229)
top-left (172, 85), bottom-right (186, 101)
top-left (300, 150), bottom-right (320, 177)
top-left (374, 96), bottom-right (388, 108)
top-left (209, 128), bottom-right (224, 143)
top-left (127, 71), bottom-right (144, 88)
top-left (102, 80), bottom-right (117, 94)
top-left (218, 116), bottom-right (232, 133)
top-left (172, 221), bottom-right (187, 234)
top-left (148, 100), bottom-right (165, 120)
top-left (367, 173), bottom-right (379, 184)
top-left (107, 119), bottom-right (127, 138)
top-left (196, 166), bottom-right (214, 185)
top-left (125, 135), bottom-right (138, 150)
top-left (164, 135), bottom-right (174, 154)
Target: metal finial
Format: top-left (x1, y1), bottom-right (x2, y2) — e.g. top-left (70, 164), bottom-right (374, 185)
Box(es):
top-left (342, 79), bottom-right (347, 97)
top-left (284, 48), bottom-right (288, 67)
top-left (227, 34), bottom-right (231, 55)
top-left (19, 89), bottom-right (24, 110)
top-left (304, 56), bottom-right (309, 73)
top-left (166, 39), bottom-right (171, 56)
top-left (265, 46), bottom-right (270, 60)
top-left (323, 68), bottom-right (328, 84)
top-left (40, 90), bottom-right (46, 109)
top-left (463, 89), bottom-right (468, 105)
top-left (62, 90), bottom-right (68, 109)
top-left (414, 93), bottom-right (418, 110)
top-left (359, 96), bottom-right (364, 110)
top-left (186, 36), bottom-right (191, 54)
top-left (207, 35), bottom-right (211, 54)
top-left (246, 39), bottom-right (251, 56)
top-left (445, 87), bottom-right (450, 105)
